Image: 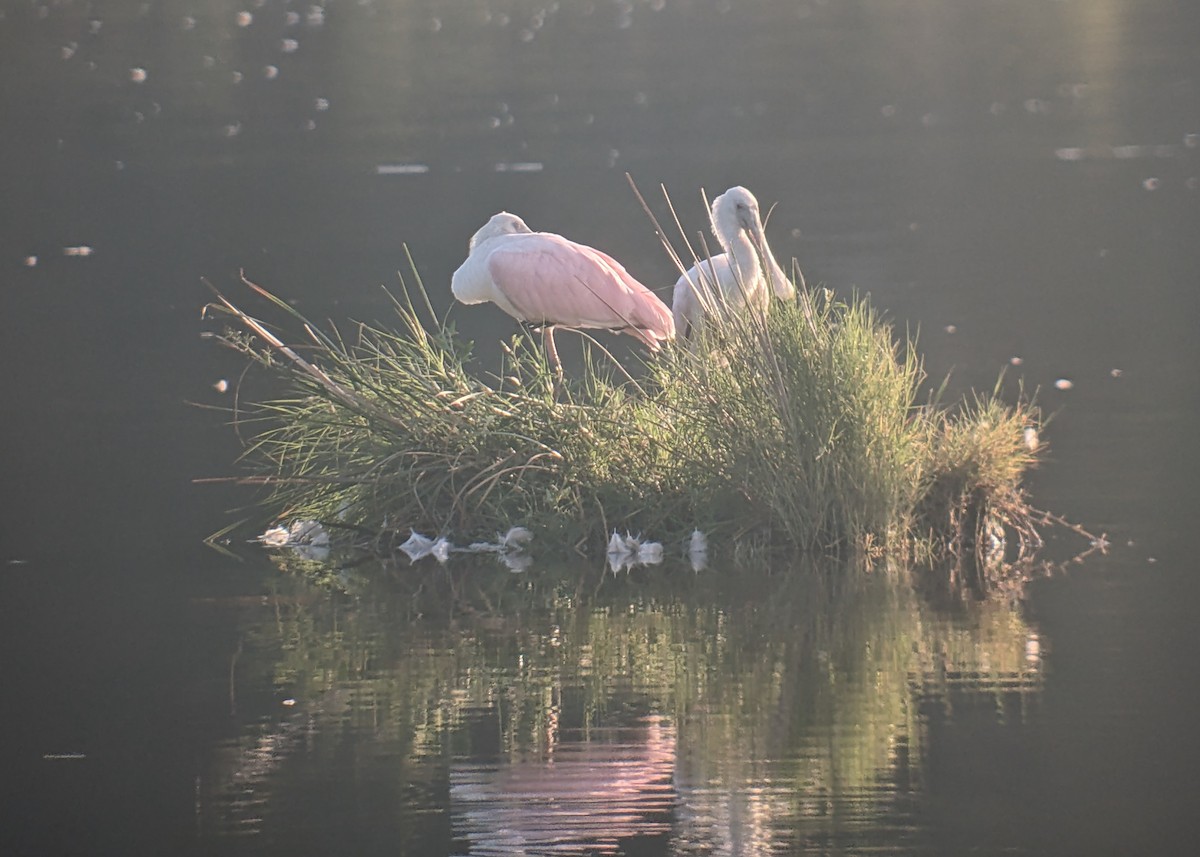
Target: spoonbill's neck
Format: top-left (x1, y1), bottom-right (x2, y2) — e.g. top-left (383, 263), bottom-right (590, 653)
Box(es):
top-left (725, 228), bottom-right (761, 280)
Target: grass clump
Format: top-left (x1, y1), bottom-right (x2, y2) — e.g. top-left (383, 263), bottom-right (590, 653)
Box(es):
top-left (209, 275), bottom-right (677, 547)
top-left (649, 292), bottom-right (924, 550)
top-left (207, 265), bottom-right (1048, 578)
top-left (913, 392), bottom-right (1045, 589)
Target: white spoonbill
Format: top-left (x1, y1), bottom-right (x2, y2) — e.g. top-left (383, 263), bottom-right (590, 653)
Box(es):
top-left (451, 212), bottom-right (674, 373)
top-left (671, 186), bottom-right (798, 338)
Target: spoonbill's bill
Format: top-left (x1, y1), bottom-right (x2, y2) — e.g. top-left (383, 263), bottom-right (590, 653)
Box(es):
top-left (671, 186), bottom-right (799, 338)
top-left (451, 212), bottom-right (674, 373)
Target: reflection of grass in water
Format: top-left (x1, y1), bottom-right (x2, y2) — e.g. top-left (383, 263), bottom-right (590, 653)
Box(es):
top-left (207, 272), bottom-right (1045, 572)
top-left (201, 559), bottom-right (1042, 842)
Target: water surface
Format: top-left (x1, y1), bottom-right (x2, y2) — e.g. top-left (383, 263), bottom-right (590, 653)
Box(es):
top-left (1, 1), bottom-right (1197, 854)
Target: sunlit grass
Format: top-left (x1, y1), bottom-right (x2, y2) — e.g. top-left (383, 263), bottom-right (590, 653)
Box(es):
top-left (648, 291), bottom-right (924, 549)
top-left (206, 263), bottom-right (1046, 574)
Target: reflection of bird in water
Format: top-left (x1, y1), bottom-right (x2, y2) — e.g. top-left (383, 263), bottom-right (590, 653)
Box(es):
top-left (671, 186), bottom-right (799, 338)
top-left (451, 716), bottom-right (677, 853)
top-left (451, 212), bottom-right (674, 376)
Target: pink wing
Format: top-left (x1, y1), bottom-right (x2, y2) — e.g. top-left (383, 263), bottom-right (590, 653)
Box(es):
top-left (583, 245), bottom-right (675, 345)
top-left (486, 234), bottom-right (674, 345)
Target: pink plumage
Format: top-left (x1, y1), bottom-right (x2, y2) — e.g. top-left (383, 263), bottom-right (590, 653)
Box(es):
top-left (451, 213), bottom-right (674, 350)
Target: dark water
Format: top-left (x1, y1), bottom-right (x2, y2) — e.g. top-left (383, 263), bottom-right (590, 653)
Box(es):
top-left (1, 1), bottom-right (1198, 854)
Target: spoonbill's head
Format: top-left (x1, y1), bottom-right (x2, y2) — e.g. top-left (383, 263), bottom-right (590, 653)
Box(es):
top-left (711, 186), bottom-right (795, 300)
top-left (710, 186), bottom-right (762, 244)
top-left (469, 211), bottom-right (533, 252)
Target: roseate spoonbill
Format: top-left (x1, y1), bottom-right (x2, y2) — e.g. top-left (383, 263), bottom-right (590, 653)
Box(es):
top-left (451, 212), bottom-right (674, 375)
top-left (671, 186), bottom-right (799, 338)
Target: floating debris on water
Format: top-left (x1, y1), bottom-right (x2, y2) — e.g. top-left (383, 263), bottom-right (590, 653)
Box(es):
top-left (467, 526), bottom-right (534, 571)
top-left (394, 527), bottom-right (531, 568)
top-left (281, 698), bottom-right (296, 707)
top-left (493, 162), bottom-right (544, 173)
top-left (236, 11), bottom-right (253, 28)
top-left (1023, 426), bottom-right (1039, 451)
top-left (498, 550), bottom-right (533, 572)
top-left (258, 521), bottom-right (330, 562)
top-left (607, 549), bottom-right (634, 574)
top-left (1113, 145), bottom-right (1168, 159)
top-left (1055, 147), bottom-right (1085, 162)
top-left (62, 245), bottom-right (94, 257)
top-left (1054, 378), bottom-right (1074, 390)
top-left (376, 164), bottom-right (430, 175)
top-left (1110, 368), bottom-right (1123, 378)
top-left (606, 532), bottom-right (664, 573)
top-left (499, 526), bottom-right (532, 549)
top-left (637, 541), bottom-right (663, 563)
top-left (430, 537), bottom-right (452, 564)
top-left (1056, 143), bottom-right (1179, 161)
top-left (213, 379), bottom-right (229, 393)
top-left (400, 530), bottom-right (436, 561)
top-left (1142, 177), bottom-right (1160, 191)
top-left (43, 753), bottom-right (87, 761)
top-left (129, 67), bottom-right (147, 83)
top-left (606, 530), bottom-right (634, 573)
top-left (687, 529), bottom-right (709, 572)
top-left (465, 526), bottom-right (533, 553)
top-left (23, 256), bottom-right (37, 267)
top-left (281, 38), bottom-right (299, 54)
top-left (259, 525), bottom-right (290, 547)
top-left (944, 324), bottom-right (957, 335)
top-left (1010, 356), bottom-right (1023, 366)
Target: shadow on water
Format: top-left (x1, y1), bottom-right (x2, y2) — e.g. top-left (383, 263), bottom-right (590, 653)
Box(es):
top-left (191, 551), bottom-right (1046, 855)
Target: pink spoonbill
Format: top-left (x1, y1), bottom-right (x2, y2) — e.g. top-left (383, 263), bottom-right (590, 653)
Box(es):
top-left (451, 212), bottom-right (674, 374)
top-left (671, 186), bottom-right (799, 338)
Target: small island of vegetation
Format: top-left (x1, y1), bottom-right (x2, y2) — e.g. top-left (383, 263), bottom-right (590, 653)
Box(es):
top-left (207, 255), bottom-right (1060, 594)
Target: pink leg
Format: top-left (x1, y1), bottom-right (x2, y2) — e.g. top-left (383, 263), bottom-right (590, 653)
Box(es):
top-left (544, 326), bottom-right (563, 378)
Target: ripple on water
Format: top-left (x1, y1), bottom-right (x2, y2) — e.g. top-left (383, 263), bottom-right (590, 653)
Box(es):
top-left (451, 718), bottom-right (676, 855)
